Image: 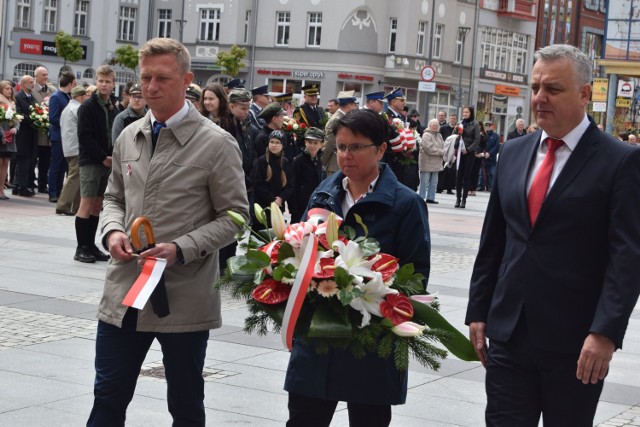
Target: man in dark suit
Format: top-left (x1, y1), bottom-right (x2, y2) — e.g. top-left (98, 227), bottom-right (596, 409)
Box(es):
top-left (13, 75), bottom-right (38, 197)
top-left (506, 118), bottom-right (526, 140)
top-left (465, 44), bottom-right (640, 426)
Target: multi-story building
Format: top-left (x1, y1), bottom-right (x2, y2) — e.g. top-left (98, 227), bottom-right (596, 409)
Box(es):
top-left (1, 0), bottom-right (480, 117)
top-left (470, 0), bottom-right (537, 138)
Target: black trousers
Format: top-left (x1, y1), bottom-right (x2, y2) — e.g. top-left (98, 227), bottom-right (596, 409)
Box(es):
top-left (485, 314), bottom-right (604, 427)
top-left (287, 393), bottom-right (391, 427)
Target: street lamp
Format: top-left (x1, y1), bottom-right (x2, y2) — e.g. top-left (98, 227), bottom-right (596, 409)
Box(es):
top-left (175, 19), bottom-right (187, 43)
top-left (456, 27), bottom-right (471, 117)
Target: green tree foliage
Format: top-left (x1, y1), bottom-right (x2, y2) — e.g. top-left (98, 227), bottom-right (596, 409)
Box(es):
top-left (113, 44), bottom-right (139, 78)
top-left (54, 31), bottom-right (84, 66)
top-left (215, 45), bottom-right (247, 77)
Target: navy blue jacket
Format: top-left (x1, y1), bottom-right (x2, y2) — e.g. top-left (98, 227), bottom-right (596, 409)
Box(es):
top-left (485, 130), bottom-right (500, 166)
top-left (284, 163), bottom-right (431, 405)
top-left (48, 89), bottom-right (70, 143)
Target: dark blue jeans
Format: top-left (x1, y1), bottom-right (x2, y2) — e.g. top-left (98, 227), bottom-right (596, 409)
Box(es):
top-left (48, 140), bottom-right (66, 196)
top-left (87, 309), bottom-right (209, 427)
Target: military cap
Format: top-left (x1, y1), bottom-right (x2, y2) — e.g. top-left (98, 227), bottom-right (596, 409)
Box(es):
top-left (129, 83), bottom-right (142, 95)
top-left (304, 127), bottom-right (325, 141)
top-left (337, 90), bottom-right (357, 106)
top-left (365, 91), bottom-right (385, 100)
top-left (186, 83), bottom-right (202, 101)
top-left (385, 87), bottom-right (406, 101)
top-left (274, 92), bottom-right (293, 103)
top-left (70, 86), bottom-right (87, 97)
top-left (225, 78), bottom-right (246, 89)
top-left (258, 102), bottom-right (285, 121)
top-left (251, 85), bottom-right (269, 96)
top-left (301, 84), bottom-right (320, 96)
top-left (228, 89), bottom-right (251, 104)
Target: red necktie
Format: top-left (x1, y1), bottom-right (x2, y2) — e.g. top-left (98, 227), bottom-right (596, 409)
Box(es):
top-left (528, 138), bottom-right (564, 225)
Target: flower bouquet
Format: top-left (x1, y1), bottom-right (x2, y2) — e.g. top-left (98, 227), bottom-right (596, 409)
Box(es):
top-left (389, 118), bottom-right (417, 165)
top-left (29, 103), bottom-right (50, 135)
top-left (0, 103), bottom-right (24, 127)
top-left (283, 116), bottom-right (307, 142)
top-left (216, 203), bottom-right (477, 371)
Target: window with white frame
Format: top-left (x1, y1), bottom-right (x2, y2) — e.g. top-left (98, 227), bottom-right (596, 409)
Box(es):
top-left (307, 12), bottom-right (322, 47)
top-left (13, 63), bottom-right (38, 80)
top-left (16, 0), bottom-right (31, 29)
top-left (276, 12), bottom-right (290, 46)
top-left (455, 30), bottom-right (464, 64)
top-left (433, 24), bottom-right (443, 59)
top-left (118, 6), bottom-right (137, 41)
top-left (199, 8), bottom-right (221, 42)
top-left (417, 21), bottom-right (427, 56)
top-left (479, 27), bottom-right (529, 74)
top-left (158, 9), bottom-right (172, 38)
top-left (83, 68), bottom-right (94, 81)
top-left (74, 0), bottom-right (89, 36)
top-left (43, 0), bottom-right (58, 32)
top-left (244, 10), bottom-right (251, 44)
top-left (389, 18), bottom-right (397, 52)
top-left (116, 71), bottom-right (136, 84)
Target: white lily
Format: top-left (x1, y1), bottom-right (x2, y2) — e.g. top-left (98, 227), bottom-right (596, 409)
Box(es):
top-left (391, 321), bottom-right (428, 337)
top-left (333, 240), bottom-right (377, 280)
top-left (410, 293), bottom-right (439, 305)
top-left (326, 212), bottom-right (340, 248)
top-left (349, 272), bottom-right (398, 328)
top-left (270, 201), bottom-right (286, 240)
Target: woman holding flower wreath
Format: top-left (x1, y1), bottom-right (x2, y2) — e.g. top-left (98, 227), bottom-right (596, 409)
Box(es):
top-left (284, 109), bottom-right (431, 426)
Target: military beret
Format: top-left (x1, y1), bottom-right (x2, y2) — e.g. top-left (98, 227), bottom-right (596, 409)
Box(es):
top-left (258, 102), bottom-right (285, 121)
top-left (228, 89), bottom-right (251, 104)
top-left (70, 86), bottom-right (87, 97)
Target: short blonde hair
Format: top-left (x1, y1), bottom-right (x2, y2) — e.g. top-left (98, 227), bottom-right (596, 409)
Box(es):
top-left (139, 37), bottom-right (191, 75)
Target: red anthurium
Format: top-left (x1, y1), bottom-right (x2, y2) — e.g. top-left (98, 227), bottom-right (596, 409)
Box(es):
top-left (313, 256), bottom-right (336, 279)
top-left (252, 278), bottom-right (291, 304)
top-left (370, 253), bottom-right (399, 282)
top-left (380, 294), bottom-right (414, 325)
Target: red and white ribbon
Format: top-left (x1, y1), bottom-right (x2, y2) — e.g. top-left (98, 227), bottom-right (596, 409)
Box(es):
top-left (122, 257), bottom-right (167, 310)
top-left (281, 233), bottom-right (318, 350)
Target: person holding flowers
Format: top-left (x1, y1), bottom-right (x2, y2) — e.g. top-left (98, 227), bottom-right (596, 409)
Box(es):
top-left (284, 109), bottom-right (431, 426)
top-left (0, 80), bottom-right (19, 198)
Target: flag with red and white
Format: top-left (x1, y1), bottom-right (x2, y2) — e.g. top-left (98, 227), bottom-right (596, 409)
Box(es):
top-left (122, 257), bottom-right (167, 310)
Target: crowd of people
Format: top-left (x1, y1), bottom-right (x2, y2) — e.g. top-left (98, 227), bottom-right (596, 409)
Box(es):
top-left (2, 39), bottom-right (639, 427)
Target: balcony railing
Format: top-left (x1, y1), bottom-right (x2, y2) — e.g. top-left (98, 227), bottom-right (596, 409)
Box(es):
top-left (498, 0), bottom-right (537, 21)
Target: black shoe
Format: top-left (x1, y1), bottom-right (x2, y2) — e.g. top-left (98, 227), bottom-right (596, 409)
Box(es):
top-left (426, 199), bottom-right (439, 204)
top-left (446, 190), bottom-right (454, 195)
top-left (436, 190), bottom-right (443, 194)
top-left (455, 199), bottom-right (461, 208)
top-left (460, 199), bottom-right (466, 208)
top-left (12, 188), bottom-right (18, 195)
top-left (4, 182), bottom-right (13, 189)
top-left (38, 186), bottom-right (48, 193)
top-left (18, 187), bottom-right (35, 197)
top-left (90, 245), bottom-right (111, 261)
top-left (55, 209), bottom-right (75, 216)
top-left (74, 246), bottom-right (96, 263)
top-left (49, 196), bottom-right (58, 203)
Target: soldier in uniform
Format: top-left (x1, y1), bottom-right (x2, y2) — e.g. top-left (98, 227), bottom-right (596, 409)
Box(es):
top-left (293, 84), bottom-right (327, 128)
top-left (321, 91), bottom-right (359, 176)
top-left (274, 92), bottom-right (294, 117)
top-left (363, 91), bottom-right (385, 113)
top-left (384, 87), bottom-right (406, 123)
top-left (249, 85), bottom-right (271, 128)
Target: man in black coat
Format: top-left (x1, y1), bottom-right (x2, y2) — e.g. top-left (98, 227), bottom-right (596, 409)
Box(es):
top-left (12, 75), bottom-right (38, 197)
top-left (74, 65), bottom-right (117, 264)
top-left (506, 118), bottom-right (526, 140)
top-left (466, 44), bottom-right (640, 426)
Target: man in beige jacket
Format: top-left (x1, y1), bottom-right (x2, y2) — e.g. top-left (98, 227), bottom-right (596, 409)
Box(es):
top-left (87, 38), bottom-right (249, 426)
